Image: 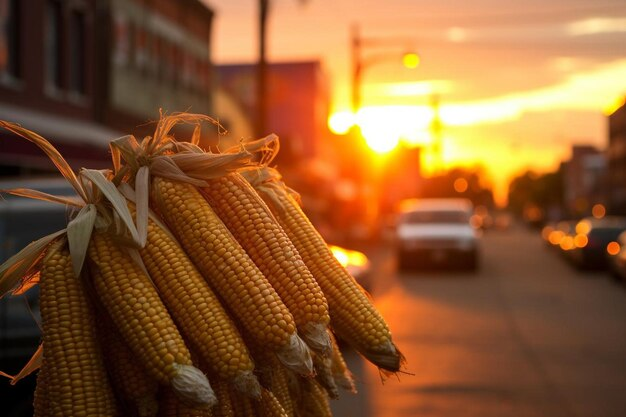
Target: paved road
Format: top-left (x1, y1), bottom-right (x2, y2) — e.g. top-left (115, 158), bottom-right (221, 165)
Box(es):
top-left (331, 225), bottom-right (626, 417)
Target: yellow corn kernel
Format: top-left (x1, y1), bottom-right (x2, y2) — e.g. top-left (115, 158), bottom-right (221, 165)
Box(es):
top-left (88, 231), bottom-right (215, 407)
top-left (263, 359), bottom-right (295, 417)
top-left (201, 174), bottom-right (330, 355)
top-left (133, 203), bottom-right (260, 397)
top-left (230, 389), bottom-right (256, 417)
top-left (250, 180), bottom-right (402, 372)
top-left (151, 177), bottom-right (312, 376)
top-left (33, 362), bottom-right (49, 417)
top-left (258, 388), bottom-right (289, 417)
top-left (39, 239), bottom-right (117, 417)
top-left (210, 378), bottom-right (235, 417)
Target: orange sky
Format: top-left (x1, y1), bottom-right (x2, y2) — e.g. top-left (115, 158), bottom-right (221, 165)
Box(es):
top-left (207, 0), bottom-right (626, 205)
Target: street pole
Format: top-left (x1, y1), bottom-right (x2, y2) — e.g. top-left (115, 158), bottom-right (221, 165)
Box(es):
top-left (257, 0), bottom-right (269, 137)
top-left (351, 24), bottom-right (362, 115)
top-left (430, 94), bottom-right (443, 173)
top-left (349, 24), bottom-right (421, 238)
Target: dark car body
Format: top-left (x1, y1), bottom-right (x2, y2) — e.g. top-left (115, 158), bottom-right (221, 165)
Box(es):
top-left (568, 216), bottom-right (626, 270)
top-left (607, 230), bottom-right (626, 283)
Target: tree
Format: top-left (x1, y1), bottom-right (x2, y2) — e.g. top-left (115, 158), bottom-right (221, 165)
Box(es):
top-left (507, 168), bottom-right (564, 222)
top-left (419, 166), bottom-right (495, 208)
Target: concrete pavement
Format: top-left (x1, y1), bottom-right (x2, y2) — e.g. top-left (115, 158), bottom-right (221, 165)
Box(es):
top-left (331, 225), bottom-right (626, 417)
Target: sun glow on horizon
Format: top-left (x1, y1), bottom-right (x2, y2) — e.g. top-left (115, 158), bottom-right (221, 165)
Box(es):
top-left (329, 59), bottom-right (626, 132)
top-left (327, 60), bottom-right (626, 205)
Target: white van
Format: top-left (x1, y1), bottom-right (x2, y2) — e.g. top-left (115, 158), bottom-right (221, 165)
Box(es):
top-left (394, 198), bottom-right (480, 270)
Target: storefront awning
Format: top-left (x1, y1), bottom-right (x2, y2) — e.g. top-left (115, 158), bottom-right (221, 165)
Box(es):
top-left (0, 103), bottom-right (123, 171)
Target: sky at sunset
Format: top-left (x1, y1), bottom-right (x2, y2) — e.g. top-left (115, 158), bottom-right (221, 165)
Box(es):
top-left (206, 0), bottom-right (626, 204)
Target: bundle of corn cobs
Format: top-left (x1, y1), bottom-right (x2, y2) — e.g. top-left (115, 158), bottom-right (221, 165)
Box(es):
top-left (0, 113), bottom-right (404, 417)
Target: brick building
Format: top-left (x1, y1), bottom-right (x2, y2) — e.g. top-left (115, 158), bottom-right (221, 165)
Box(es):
top-left (563, 145), bottom-right (607, 217)
top-left (608, 100), bottom-right (626, 214)
top-left (0, 0), bottom-right (214, 174)
top-left (217, 61), bottom-right (330, 168)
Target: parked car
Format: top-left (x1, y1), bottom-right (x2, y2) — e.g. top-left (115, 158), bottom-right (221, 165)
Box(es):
top-left (568, 216), bottom-right (626, 270)
top-left (0, 177), bottom-right (75, 417)
top-left (329, 244), bottom-right (372, 291)
top-left (394, 198), bottom-right (480, 270)
top-left (607, 230), bottom-right (626, 283)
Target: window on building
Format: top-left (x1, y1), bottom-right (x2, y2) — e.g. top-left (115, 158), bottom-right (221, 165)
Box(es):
top-left (69, 9), bottom-right (85, 94)
top-left (45, 0), bottom-right (63, 90)
top-left (0, 0), bottom-right (21, 80)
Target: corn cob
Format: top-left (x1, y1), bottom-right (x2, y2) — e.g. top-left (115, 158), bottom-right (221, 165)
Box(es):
top-left (200, 174), bottom-right (331, 355)
top-left (87, 230), bottom-right (216, 407)
top-left (243, 341), bottom-right (295, 417)
top-left (97, 314), bottom-right (159, 417)
top-left (132, 203), bottom-right (261, 398)
top-left (230, 389), bottom-right (257, 417)
top-left (158, 387), bottom-right (213, 417)
top-left (243, 171), bottom-right (402, 372)
top-left (297, 379), bottom-right (332, 417)
top-left (262, 359), bottom-right (295, 417)
top-left (258, 388), bottom-right (289, 417)
top-left (150, 177), bottom-right (312, 376)
top-left (39, 239), bottom-right (118, 417)
top-left (312, 352), bottom-right (339, 399)
top-left (328, 331), bottom-right (356, 394)
top-left (211, 378), bottom-right (235, 417)
top-left (33, 361), bottom-right (50, 417)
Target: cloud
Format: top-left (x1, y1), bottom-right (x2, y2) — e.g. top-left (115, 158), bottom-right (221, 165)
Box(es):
top-left (566, 17), bottom-right (626, 36)
top-left (440, 59), bottom-right (626, 126)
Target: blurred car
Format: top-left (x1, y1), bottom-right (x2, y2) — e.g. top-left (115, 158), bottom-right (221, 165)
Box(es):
top-left (394, 198), bottom-right (480, 270)
top-left (543, 219), bottom-right (577, 255)
top-left (0, 177), bottom-right (75, 417)
top-left (607, 230), bottom-right (626, 283)
top-left (568, 216), bottom-right (626, 270)
top-left (329, 244), bottom-right (372, 290)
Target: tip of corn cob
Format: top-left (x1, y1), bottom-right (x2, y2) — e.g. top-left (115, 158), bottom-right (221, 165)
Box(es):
top-left (276, 334), bottom-right (314, 377)
top-left (315, 369), bottom-right (340, 400)
top-left (333, 368), bottom-right (357, 394)
top-left (301, 322), bottom-right (333, 357)
top-left (170, 363), bottom-right (217, 408)
top-left (359, 340), bottom-right (405, 373)
top-left (233, 370), bottom-right (262, 400)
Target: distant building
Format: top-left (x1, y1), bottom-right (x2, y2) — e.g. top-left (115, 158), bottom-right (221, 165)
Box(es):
top-left (216, 61), bottom-right (330, 167)
top-left (0, 0), bottom-right (214, 175)
top-left (608, 100), bottom-right (626, 214)
top-left (380, 145), bottom-right (422, 214)
top-left (563, 145), bottom-right (607, 217)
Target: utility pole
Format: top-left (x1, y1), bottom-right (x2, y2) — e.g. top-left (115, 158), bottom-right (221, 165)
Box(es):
top-left (257, 0), bottom-right (270, 137)
top-left (351, 24), bottom-right (362, 115)
top-left (430, 93), bottom-right (443, 173)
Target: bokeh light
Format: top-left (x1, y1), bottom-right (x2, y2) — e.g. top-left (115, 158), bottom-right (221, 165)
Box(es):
top-left (402, 53), bottom-right (420, 69)
top-left (454, 178), bottom-right (468, 193)
top-left (607, 241), bottom-right (621, 256)
top-left (592, 203), bottom-right (606, 219)
top-left (328, 111), bottom-right (355, 135)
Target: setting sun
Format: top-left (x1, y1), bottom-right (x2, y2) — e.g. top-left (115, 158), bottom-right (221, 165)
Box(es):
top-left (361, 128), bottom-right (400, 153)
top-left (328, 111), bottom-right (354, 135)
